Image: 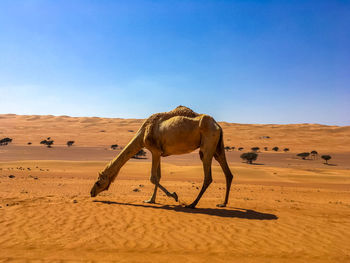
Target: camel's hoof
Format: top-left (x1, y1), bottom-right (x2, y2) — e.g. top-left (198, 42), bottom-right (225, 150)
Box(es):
top-left (216, 203), bottom-right (226, 207)
top-left (143, 199), bottom-right (155, 204)
top-left (172, 192), bottom-right (178, 202)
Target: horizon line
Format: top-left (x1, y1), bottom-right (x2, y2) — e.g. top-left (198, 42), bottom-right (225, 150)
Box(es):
top-left (1, 112), bottom-right (347, 127)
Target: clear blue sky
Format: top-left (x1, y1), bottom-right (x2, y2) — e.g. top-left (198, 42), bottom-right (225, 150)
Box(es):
top-left (0, 0), bottom-right (349, 125)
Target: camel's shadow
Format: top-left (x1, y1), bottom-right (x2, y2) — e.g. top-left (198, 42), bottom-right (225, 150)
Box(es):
top-left (93, 200), bottom-right (278, 220)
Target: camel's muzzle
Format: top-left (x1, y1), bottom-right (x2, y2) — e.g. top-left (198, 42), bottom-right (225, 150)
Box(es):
top-left (90, 186), bottom-right (97, 197)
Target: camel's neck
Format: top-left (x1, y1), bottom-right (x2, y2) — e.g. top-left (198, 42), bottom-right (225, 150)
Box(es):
top-left (102, 131), bottom-right (144, 182)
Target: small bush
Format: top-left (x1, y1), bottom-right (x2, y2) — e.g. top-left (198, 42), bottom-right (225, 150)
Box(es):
top-left (321, 155), bottom-right (331, 164)
top-left (133, 149), bottom-right (147, 159)
top-left (240, 152), bottom-right (258, 164)
top-left (0, 137), bottom-right (12, 146)
top-left (272, 146), bottom-right (279, 152)
top-left (297, 152), bottom-right (310, 160)
top-left (251, 147), bottom-right (260, 152)
top-left (67, 141), bottom-right (75, 147)
top-left (111, 144), bottom-right (119, 150)
top-left (311, 150), bottom-right (318, 159)
top-left (238, 147), bottom-right (244, 151)
top-left (283, 148), bottom-right (289, 152)
top-left (40, 139), bottom-right (54, 148)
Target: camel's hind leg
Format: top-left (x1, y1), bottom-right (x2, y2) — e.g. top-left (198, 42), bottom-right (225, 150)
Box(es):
top-left (144, 152), bottom-right (178, 204)
top-left (214, 143), bottom-right (234, 207)
top-left (186, 153), bottom-right (213, 209)
top-left (187, 118), bottom-right (220, 208)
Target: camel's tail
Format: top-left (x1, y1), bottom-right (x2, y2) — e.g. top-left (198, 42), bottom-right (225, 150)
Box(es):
top-left (216, 128), bottom-right (225, 154)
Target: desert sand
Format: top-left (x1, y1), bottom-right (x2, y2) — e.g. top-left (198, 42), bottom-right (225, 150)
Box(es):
top-left (1, 114), bottom-right (350, 262)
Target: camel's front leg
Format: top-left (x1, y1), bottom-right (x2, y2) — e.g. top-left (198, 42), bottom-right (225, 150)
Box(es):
top-left (144, 153), bottom-right (160, 204)
top-left (144, 153), bottom-right (178, 203)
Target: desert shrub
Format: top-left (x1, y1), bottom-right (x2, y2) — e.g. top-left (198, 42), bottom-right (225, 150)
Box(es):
top-left (240, 152), bottom-right (258, 164)
top-left (297, 152), bottom-right (310, 160)
top-left (311, 150), bottom-right (318, 159)
top-left (27, 142), bottom-right (32, 145)
top-left (224, 146), bottom-right (231, 151)
top-left (67, 141), bottom-right (75, 147)
top-left (272, 146), bottom-right (279, 152)
top-left (251, 147), bottom-right (260, 152)
top-left (238, 147), bottom-right (244, 151)
top-left (40, 139), bottom-right (54, 148)
top-left (264, 147), bottom-right (268, 151)
top-left (111, 144), bottom-right (118, 150)
top-left (283, 148), bottom-right (289, 152)
top-left (231, 146), bottom-right (235, 150)
top-left (46, 140), bottom-right (54, 148)
top-left (133, 149), bottom-right (147, 159)
top-left (0, 137), bottom-right (12, 146)
top-left (321, 155), bottom-right (331, 164)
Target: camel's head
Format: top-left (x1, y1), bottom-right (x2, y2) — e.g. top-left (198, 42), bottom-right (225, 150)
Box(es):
top-left (90, 172), bottom-right (111, 197)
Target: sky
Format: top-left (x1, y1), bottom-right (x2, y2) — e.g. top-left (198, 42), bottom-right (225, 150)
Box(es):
top-left (0, 0), bottom-right (349, 125)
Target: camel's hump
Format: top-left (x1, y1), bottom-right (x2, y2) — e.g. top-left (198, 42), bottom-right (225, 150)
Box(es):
top-left (144, 106), bottom-right (199, 128)
top-left (169, 106), bottom-right (198, 117)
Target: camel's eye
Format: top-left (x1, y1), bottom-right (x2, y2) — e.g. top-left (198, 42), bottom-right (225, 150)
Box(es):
top-left (96, 181), bottom-right (101, 187)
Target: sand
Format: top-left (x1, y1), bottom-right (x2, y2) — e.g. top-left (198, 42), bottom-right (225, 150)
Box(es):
top-left (0, 114), bottom-right (350, 262)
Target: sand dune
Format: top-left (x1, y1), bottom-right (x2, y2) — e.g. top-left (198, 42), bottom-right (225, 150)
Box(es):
top-left (1, 114), bottom-right (350, 152)
top-left (1, 114), bottom-right (350, 262)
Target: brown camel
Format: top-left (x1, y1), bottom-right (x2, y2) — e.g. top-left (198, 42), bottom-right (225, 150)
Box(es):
top-left (90, 106), bottom-right (234, 208)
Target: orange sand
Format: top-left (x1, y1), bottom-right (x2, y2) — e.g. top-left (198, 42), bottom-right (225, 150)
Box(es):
top-left (0, 114), bottom-right (349, 262)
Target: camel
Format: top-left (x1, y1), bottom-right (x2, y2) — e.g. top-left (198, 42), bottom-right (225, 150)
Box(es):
top-left (90, 106), bottom-right (234, 208)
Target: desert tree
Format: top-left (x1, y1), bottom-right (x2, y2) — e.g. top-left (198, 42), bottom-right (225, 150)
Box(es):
top-left (238, 147), bottom-right (244, 151)
top-left (111, 144), bottom-right (119, 150)
top-left (133, 149), bottom-right (147, 159)
top-left (297, 152), bottom-right (310, 160)
top-left (264, 147), bottom-right (268, 151)
top-left (251, 147), bottom-right (260, 152)
top-left (272, 146), bottom-right (279, 152)
top-left (240, 152), bottom-right (258, 164)
top-left (46, 140), bottom-right (54, 148)
top-left (67, 141), bottom-right (75, 147)
top-left (224, 146), bottom-right (231, 151)
top-left (321, 155), bottom-right (331, 164)
top-left (283, 148), bottom-right (290, 152)
top-left (0, 137), bottom-right (12, 146)
top-left (231, 146), bottom-right (235, 151)
top-left (40, 139), bottom-right (54, 148)
top-left (311, 150), bottom-right (318, 159)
